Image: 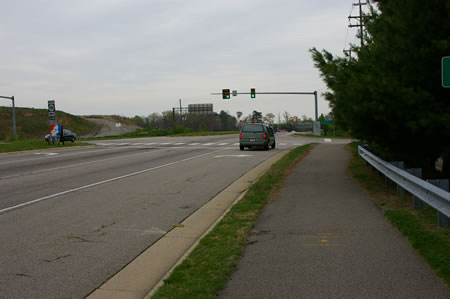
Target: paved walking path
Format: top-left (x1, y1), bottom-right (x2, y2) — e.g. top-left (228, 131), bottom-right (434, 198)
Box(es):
top-left (220, 144), bottom-right (449, 298)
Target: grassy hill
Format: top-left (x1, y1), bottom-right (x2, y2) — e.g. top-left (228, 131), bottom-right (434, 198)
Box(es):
top-left (0, 106), bottom-right (97, 141)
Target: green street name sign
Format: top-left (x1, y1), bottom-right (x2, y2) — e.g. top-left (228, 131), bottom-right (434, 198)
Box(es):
top-left (443, 56), bottom-right (450, 88)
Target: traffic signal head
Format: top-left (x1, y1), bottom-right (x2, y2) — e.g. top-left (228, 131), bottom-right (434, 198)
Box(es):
top-left (251, 88), bottom-right (255, 98)
top-left (222, 89), bottom-right (230, 99)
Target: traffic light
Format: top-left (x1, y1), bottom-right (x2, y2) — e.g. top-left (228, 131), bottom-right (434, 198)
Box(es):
top-left (251, 88), bottom-right (256, 98)
top-left (222, 89), bottom-right (230, 99)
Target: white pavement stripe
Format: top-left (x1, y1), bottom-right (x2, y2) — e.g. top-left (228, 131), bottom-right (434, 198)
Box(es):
top-left (189, 143), bottom-right (200, 146)
top-left (0, 148), bottom-right (165, 180)
top-left (233, 143), bottom-right (239, 145)
top-left (203, 143), bottom-right (216, 146)
top-left (116, 143), bottom-right (129, 146)
top-left (160, 143), bottom-right (172, 145)
top-left (132, 143), bottom-right (145, 145)
top-left (0, 149), bottom-right (225, 214)
top-left (173, 143), bottom-right (185, 145)
top-left (324, 138), bottom-right (332, 143)
top-left (279, 143), bottom-right (287, 145)
top-left (216, 143), bottom-right (228, 145)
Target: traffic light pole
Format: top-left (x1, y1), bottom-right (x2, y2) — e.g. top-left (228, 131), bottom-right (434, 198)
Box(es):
top-left (211, 91), bottom-right (319, 121)
top-left (0, 95), bottom-right (17, 140)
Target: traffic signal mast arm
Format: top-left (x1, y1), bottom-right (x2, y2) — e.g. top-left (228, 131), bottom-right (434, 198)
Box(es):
top-left (211, 90), bottom-right (319, 121)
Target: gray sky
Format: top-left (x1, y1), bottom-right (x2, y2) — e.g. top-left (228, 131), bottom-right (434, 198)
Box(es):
top-left (1, 0), bottom-right (360, 120)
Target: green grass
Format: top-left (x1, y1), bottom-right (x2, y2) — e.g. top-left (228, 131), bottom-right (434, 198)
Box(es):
top-left (0, 106), bottom-right (96, 140)
top-left (0, 140), bottom-right (91, 153)
top-left (385, 210), bottom-right (450, 283)
top-left (347, 141), bottom-right (450, 286)
top-left (151, 144), bottom-right (313, 299)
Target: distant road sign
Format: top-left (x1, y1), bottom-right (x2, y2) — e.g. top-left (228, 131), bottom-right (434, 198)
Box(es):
top-left (48, 100), bottom-right (55, 112)
top-left (48, 100), bottom-right (56, 124)
top-left (443, 57), bottom-right (450, 88)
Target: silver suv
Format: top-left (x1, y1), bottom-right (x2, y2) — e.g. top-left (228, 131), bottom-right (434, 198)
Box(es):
top-left (239, 123), bottom-right (275, 150)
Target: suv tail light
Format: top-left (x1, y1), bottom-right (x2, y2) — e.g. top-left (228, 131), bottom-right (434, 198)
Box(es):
top-left (239, 133), bottom-right (242, 139)
top-left (263, 133), bottom-right (267, 139)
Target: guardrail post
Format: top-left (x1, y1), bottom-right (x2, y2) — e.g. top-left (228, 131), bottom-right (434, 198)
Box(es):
top-left (386, 161), bottom-right (404, 185)
top-left (426, 179), bottom-right (449, 227)
top-left (398, 168), bottom-right (422, 207)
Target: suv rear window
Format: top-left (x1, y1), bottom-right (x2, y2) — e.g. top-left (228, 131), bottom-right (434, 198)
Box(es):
top-left (242, 124), bottom-right (264, 132)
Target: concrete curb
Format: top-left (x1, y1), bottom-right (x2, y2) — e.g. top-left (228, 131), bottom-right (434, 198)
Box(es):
top-left (87, 148), bottom-right (292, 299)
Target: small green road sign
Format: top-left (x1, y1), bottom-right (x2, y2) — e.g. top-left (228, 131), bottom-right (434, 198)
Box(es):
top-left (443, 57), bottom-right (450, 88)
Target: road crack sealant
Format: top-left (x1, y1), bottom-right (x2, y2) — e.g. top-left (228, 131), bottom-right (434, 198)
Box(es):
top-left (0, 149), bottom-right (226, 215)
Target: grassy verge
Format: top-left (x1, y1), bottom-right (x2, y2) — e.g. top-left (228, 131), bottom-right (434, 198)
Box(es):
top-left (151, 144), bottom-right (313, 298)
top-left (348, 142), bottom-right (450, 286)
top-left (0, 140), bottom-right (91, 153)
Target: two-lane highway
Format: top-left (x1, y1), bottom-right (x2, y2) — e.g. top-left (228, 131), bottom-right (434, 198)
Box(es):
top-left (0, 133), bottom-right (346, 298)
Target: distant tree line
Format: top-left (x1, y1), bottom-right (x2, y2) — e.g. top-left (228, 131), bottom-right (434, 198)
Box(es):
top-left (133, 110), bottom-right (239, 133)
top-left (310, 0), bottom-right (450, 176)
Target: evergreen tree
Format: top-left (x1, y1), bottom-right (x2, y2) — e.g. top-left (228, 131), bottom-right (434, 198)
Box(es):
top-left (311, 0), bottom-right (450, 174)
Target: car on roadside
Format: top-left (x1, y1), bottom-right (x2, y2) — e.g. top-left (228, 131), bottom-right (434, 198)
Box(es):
top-left (45, 129), bottom-right (77, 143)
top-left (239, 123), bottom-right (275, 151)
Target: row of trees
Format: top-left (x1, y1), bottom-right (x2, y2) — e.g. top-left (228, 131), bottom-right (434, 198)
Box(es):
top-left (133, 110), bottom-right (318, 133)
top-left (310, 0), bottom-right (450, 176)
top-left (134, 110), bottom-right (239, 132)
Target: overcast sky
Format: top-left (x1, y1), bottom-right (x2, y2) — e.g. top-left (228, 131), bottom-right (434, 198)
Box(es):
top-left (1, 0), bottom-right (361, 120)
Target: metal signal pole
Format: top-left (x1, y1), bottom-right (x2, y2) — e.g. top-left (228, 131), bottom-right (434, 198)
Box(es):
top-left (0, 95), bottom-right (17, 140)
top-left (211, 91), bottom-right (319, 121)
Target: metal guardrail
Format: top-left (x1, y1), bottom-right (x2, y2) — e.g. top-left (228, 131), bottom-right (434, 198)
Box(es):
top-left (358, 145), bottom-right (450, 218)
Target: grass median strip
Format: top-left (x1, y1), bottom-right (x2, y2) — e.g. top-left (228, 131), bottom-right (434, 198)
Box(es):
top-left (347, 142), bottom-right (450, 287)
top-left (0, 140), bottom-right (91, 153)
top-left (151, 144), bottom-right (313, 299)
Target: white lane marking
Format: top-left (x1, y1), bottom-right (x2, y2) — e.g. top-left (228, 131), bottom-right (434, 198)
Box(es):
top-left (1, 148), bottom-right (168, 180)
top-left (216, 143), bottom-right (228, 146)
top-left (0, 147), bottom-right (124, 165)
top-left (115, 143), bottom-right (130, 146)
top-left (279, 143), bottom-right (287, 145)
top-left (189, 143), bottom-right (200, 146)
top-left (160, 142), bottom-right (172, 145)
top-left (34, 152), bottom-right (59, 156)
top-left (215, 154), bottom-right (252, 158)
top-left (324, 138), bottom-right (332, 143)
top-left (0, 149), bottom-right (225, 214)
top-left (132, 143), bottom-right (145, 145)
top-left (233, 143), bottom-right (239, 145)
top-left (203, 143), bottom-right (216, 146)
top-left (143, 143), bottom-right (156, 145)
top-left (173, 143), bottom-right (185, 145)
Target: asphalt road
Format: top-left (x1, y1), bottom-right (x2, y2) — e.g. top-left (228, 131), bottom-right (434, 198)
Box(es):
top-left (0, 133), bottom-right (347, 298)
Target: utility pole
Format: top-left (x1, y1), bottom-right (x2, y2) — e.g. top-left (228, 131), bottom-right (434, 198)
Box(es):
top-left (349, 0), bottom-right (367, 48)
top-left (343, 49), bottom-right (352, 60)
top-left (179, 99), bottom-right (182, 124)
